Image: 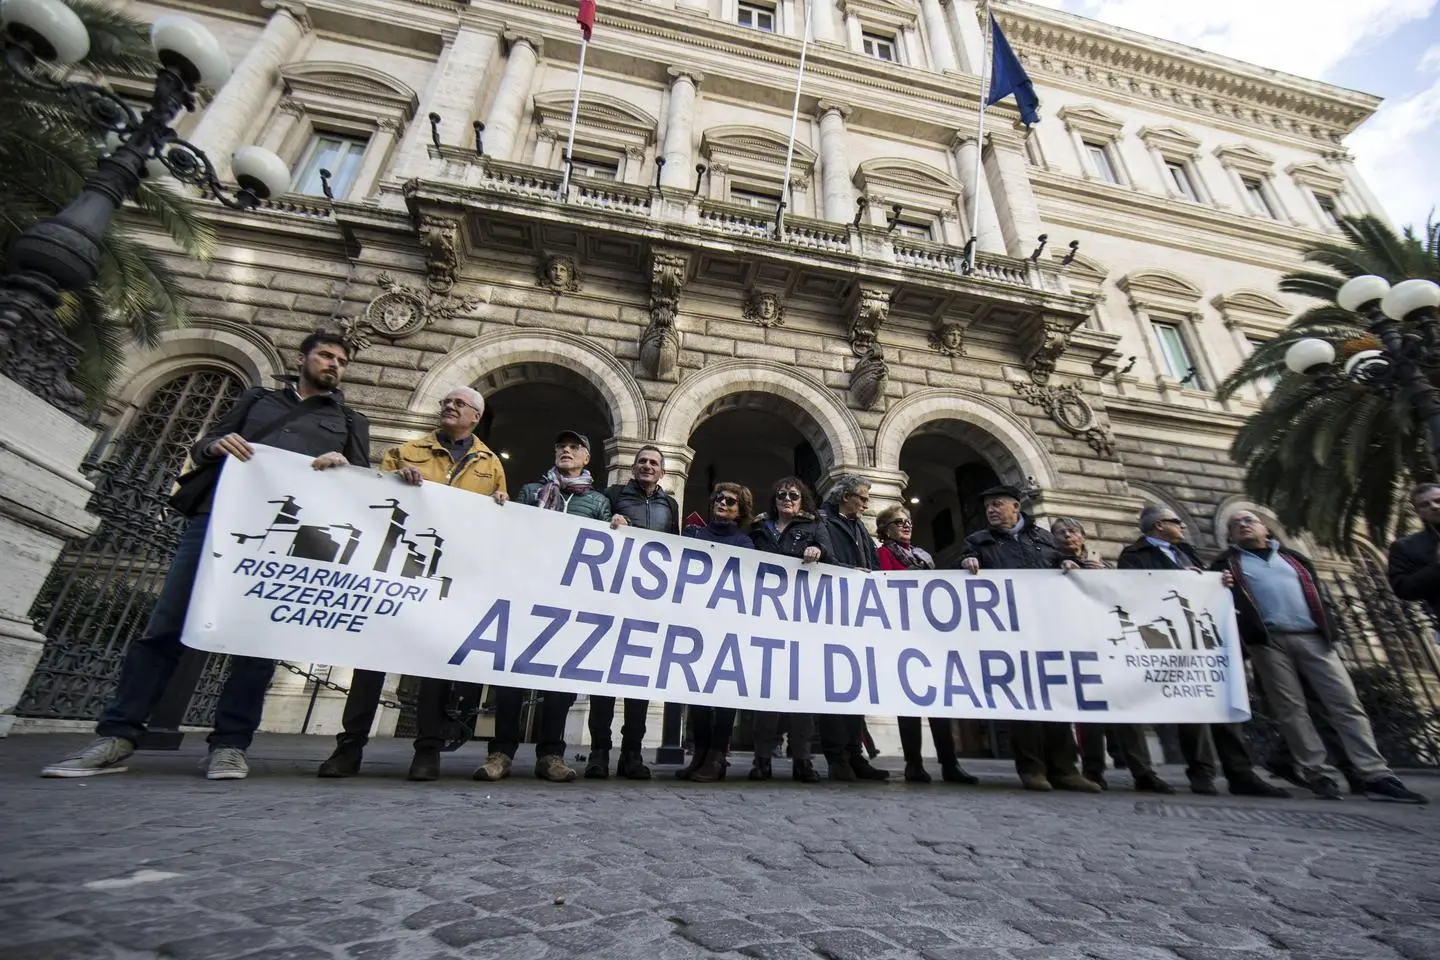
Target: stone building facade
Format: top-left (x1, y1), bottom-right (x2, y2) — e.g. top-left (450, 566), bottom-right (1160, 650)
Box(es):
top-left (50, 0), bottom-right (1384, 746)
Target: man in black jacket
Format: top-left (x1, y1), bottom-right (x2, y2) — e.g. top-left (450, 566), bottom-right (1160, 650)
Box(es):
top-left (1387, 482), bottom-right (1440, 622)
top-left (959, 486), bottom-right (1098, 793)
top-left (1118, 505), bottom-right (1289, 798)
top-left (42, 331), bottom-right (371, 782)
top-left (1218, 511), bottom-right (1425, 803)
top-left (815, 474), bottom-right (888, 781)
top-left (585, 445), bottom-right (681, 779)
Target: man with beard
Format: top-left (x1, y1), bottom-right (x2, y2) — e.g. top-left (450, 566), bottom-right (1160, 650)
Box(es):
top-left (585, 445), bottom-right (680, 779)
top-left (43, 331), bottom-right (371, 781)
top-left (316, 385), bottom-right (504, 782)
top-left (959, 487), bottom-right (1099, 793)
top-left (474, 430), bottom-right (612, 783)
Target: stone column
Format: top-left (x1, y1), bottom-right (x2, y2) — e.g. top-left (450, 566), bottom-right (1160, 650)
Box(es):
top-left (920, 0), bottom-right (958, 71)
top-left (984, 129), bottom-right (1044, 259)
top-left (348, 118), bottom-right (401, 201)
top-left (0, 378), bottom-right (100, 735)
top-left (484, 33), bottom-right (541, 162)
top-left (842, 4), bottom-right (865, 51)
top-left (943, 0), bottom-right (986, 73)
top-left (816, 101), bottom-right (854, 222)
top-left (257, 97), bottom-right (305, 155)
top-left (660, 69), bottom-right (702, 190)
top-left (951, 134), bottom-right (1004, 253)
top-left (394, 25), bottom-right (502, 177)
top-left (189, 0), bottom-right (310, 182)
top-left (810, 0), bottom-right (838, 43)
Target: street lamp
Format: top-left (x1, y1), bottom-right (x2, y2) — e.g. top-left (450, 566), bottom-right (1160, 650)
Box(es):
top-left (0, 0), bottom-right (290, 415)
top-left (1285, 274), bottom-right (1440, 467)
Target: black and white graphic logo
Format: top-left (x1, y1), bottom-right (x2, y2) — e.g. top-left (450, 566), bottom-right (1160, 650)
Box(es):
top-left (1108, 591), bottom-right (1221, 651)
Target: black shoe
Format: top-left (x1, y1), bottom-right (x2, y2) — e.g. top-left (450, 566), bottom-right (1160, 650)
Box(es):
top-left (849, 754), bottom-right (891, 781)
top-left (1363, 776), bottom-right (1427, 804)
top-left (407, 749), bottom-right (440, 782)
top-left (826, 754), bottom-right (857, 781)
top-left (1188, 776), bottom-right (1219, 796)
top-left (749, 756), bottom-right (773, 781)
top-left (1084, 771), bottom-right (1108, 791)
top-left (793, 758), bottom-right (820, 783)
top-left (1264, 760), bottom-right (1309, 789)
top-left (1134, 774), bottom-right (1175, 795)
top-left (940, 764), bottom-right (980, 785)
top-left (1228, 774), bottom-right (1290, 798)
top-left (904, 761), bottom-right (931, 783)
top-left (1307, 775), bottom-right (1342, 800)
top-left (584, 748), bottom-right (610, 779)
top-left (616, 749), bottom-right (652, 780)
top-left (318, 741), bottom-right (363, 778)
top-left (1345, 773), bottom-right (1368, 796)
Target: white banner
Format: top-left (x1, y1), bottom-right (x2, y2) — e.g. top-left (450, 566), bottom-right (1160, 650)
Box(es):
top-left (185, 447), bottom-right (1250, 723)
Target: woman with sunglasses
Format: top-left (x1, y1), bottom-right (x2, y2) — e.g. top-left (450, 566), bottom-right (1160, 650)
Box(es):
top-left (876, 505), bottom-right (980, 787)
top-left (746, 477), bottom-right (832, 783)
top-left (676, 482), bottom-right (755, 783)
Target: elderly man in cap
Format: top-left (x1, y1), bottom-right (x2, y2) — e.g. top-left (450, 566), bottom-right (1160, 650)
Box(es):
top-left (959, 485), bottom-right (1099, 792)
top-left (317, 384), bottom-right (504, 781)
top-left (477, 429), bottom-right (613, 783)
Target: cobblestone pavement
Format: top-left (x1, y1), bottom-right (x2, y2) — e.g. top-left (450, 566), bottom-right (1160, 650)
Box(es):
top-left (2, 734), bottom-right (1438, 960)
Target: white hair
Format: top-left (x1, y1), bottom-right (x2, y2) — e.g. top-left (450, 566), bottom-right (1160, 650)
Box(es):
top-left (444, 385), bottom-right (485, 417)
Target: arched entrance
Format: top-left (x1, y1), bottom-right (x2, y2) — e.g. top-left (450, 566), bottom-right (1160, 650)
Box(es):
top-left (681, 392), bottom-right (831, 518)
top-left (474, 362), bottom-right (613, 488)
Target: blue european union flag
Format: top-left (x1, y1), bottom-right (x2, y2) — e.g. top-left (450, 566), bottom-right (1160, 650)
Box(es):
top-left (986, 13), bottom-right (1040, 126)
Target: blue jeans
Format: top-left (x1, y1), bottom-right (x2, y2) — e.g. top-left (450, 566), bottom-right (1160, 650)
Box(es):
top-left (96, 515), bottom-right (276, 749)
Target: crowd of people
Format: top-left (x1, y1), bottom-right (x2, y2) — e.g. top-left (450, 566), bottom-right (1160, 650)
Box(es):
top-left (38, 331), bottom-right (1431, 804)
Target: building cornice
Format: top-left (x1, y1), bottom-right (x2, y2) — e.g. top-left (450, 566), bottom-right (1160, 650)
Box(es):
top-left (1105, 395), bottom-right (1247, 446)
top-left (995, 1), bottom-right (1380, 146)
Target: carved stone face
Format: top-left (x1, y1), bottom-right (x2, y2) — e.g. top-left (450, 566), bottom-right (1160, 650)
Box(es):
top-left (547, 257), bottom-right (572, 287)
top-left (940, 324), bottom-right (964, 351)
top-left (756, 294), bottom-right (777, 320)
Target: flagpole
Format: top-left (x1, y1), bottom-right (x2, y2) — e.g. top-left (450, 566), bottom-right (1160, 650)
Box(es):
top-left (777, 0), bottom-right (816, 238)
top-left (560, 38), bottom-right (589, 201)
top-left (964, 1), bottom-right (993, 275)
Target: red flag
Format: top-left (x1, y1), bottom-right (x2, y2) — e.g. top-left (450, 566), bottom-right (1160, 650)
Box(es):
top-left (577, 0), bottom-right (596, 41)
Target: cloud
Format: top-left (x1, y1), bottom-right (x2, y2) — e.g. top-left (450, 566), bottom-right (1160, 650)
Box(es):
top-left (1348, 73), bottom-right (1440, 229)
top-left (1421, 42), bottom-right (1440, 72)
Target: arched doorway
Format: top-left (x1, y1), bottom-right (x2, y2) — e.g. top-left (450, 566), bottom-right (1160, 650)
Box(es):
top-left (474, 363), bottom-right (613, 491)
top-left (682, 392), bottom-right (832, 520)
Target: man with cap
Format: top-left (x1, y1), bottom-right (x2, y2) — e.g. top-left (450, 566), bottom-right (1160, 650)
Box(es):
top-left (476, 430), bottom-right (613, 783)
top-left (958, 485), bottom-right (1100, 793)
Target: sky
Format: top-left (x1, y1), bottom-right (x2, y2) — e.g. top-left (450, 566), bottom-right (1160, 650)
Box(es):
top-left (1026, 0), bottom-right (1439, 234)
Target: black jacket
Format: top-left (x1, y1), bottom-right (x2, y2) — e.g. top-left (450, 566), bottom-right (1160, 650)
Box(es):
top-left (958, 514), bottom-right (1063, 570)
top-left (750, 512), bottom-right (833, 561)
top-left (1387, 526), bottom-right (1440, 621)
top-left (1210, 544), bottom-right (1335, 649)
top-left (605, 480), bottom-right (679, 535)
top-left (819, 504), bottom-right (879, 570)
top-left (1116, 536), bottom-right (1204, 571)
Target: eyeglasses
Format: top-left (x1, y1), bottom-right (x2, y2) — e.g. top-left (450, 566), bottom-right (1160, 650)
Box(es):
top-left (1158, 517), bottom-right (1185, 526)
top-left (776, 489), bottom-right (802, 502)
top-left (712, 494), bottom-right (739, 507)
top-left (439, 398), bottom-right (476, 411)
top-left (886, 518), bottom-right (913, 529)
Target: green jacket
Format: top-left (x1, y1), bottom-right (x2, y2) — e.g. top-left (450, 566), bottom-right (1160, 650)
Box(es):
top-left (517, 481), bottom-right (613, 521)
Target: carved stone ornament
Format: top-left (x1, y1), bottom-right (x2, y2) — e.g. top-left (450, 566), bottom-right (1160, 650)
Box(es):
top-left (1012, 380), bottom-right (1117, 459)
top-left (1026, 316), bottom-right (1070, 385)
top-left (743, 290), bottom-right (785, 327)
top-left (928, 321), bottom-right (968, 358)
top-left (849, 285), bottom-right (891, 357)
top-left (341, 272), bottom-right (481, 353)
top-left (417, 215), bottom-right (460, 294)
top-left (640, 250), bottom-right (689, 381)
top-left (536, 253), bottom-right (581, 292)
top-left (849, 346), bottom-right (889, 410)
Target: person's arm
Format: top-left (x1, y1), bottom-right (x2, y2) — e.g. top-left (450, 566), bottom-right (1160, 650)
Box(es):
top-left (595, 492), bottom-right (613, 522)
top-left (342, 410), bottom-right (371, 467)
top-left (810, 517), bottom-right (834, 561)
top-left (191, 387), bottom-right (266, 463)
top-left (668, 495), bottom-right (681, 536)
top-left (1388, 538), bottom-right (1440, 601)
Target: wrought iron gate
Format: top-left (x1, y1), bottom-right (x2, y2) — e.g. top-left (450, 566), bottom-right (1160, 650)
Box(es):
top-left (18, 370), bottom-right (244, 723)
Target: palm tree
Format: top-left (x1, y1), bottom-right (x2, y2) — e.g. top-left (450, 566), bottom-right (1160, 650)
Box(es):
top-left (0, 0), bottom-right (214, 405)
top-left (1218, 215), bottom-right (1440, 548)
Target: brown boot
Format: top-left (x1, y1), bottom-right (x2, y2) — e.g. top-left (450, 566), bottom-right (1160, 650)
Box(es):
top-left (690, 749), bottom-right (729, 783)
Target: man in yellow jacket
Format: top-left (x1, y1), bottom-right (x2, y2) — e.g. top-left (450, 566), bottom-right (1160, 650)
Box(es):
top-left (317, 385), bottom-right (505, 781)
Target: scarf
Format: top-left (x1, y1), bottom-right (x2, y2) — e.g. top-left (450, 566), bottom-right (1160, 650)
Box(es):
top-left (882, 539), bottom-right (933, 570)
top-left (537, 466), bottom-right (593, 511)
top-left (707, 519), bottom-right (740, 537)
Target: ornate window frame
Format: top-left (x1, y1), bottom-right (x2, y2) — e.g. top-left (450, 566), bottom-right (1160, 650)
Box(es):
top-left (838, 0), bottom-right (922, 65)
top-left (1287, 160), bottom-right (1355, 232)
top-left (1118, 269), bottom-right (1215, 396)
top-left (1137, 125), bottom-right (1214, 205)
top-left (1057, 104), bottom-right (1133, 187)
top-left (1213, 289), bottom-right (1292, 400)
top-left (701, 125), bottom-right (817, 217)
top-left (531, 90), bottom-right (659, 186)
top-left (852, 156), bottom-right (964, 244)
top-left (1214, 143), bottom-right (1292, 222)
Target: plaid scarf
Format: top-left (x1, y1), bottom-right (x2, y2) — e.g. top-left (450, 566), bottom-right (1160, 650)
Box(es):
top-left (537, 467), bottom-right (593, 511)
top-left (882, 539), bottom-right (934, 570)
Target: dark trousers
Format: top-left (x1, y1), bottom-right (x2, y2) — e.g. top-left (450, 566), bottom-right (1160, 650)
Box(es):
top-left (898, 716), bottom-right (958, 768)
top-left (1177, 723), bottom-right (1255, 781)
top-left (96, 516), bottom-right (275, 750)
top-left (819, 714), bottom-right (866, 759)
top-left (689, 705), bottom-right (736, 754)
top-left (1077, 723), bottom-right (1155, 778)
top-left (339, 670), bottom-right (469, 752)
top-left (489, 687), bottom-right (576, 759)
top-left (588, 696), bottom-right (649, 752)
top-left (1010, 721), bottom-right (1081, 779)
top-left (754, 711), bottom-right (813, 761)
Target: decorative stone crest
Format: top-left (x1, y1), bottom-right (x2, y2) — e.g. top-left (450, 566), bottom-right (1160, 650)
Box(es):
top-left (849, 285), bottom-right (891, 357)
top-left (536, 253), bottom-right (581, 292)
top-left (743, 290), bottom-right (785, 327)
top-left (416, 215), bottom-right (460, 294)
top-left (849, 346), bottom-right (888, 410)
top-left (1012, 380), bottom-right (1117, 459)
top-left (341, 272), bottom-right (481, 352)
top-left (928, 321), bottom-right (968, 358)
top-left (640, 250), bottom-right (689, 381)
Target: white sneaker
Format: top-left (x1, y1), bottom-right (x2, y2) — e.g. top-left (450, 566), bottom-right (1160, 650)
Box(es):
top-left (204, 747), bottom-right (249, 780)
top-left (41, 737), bottom-right (135, 778)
